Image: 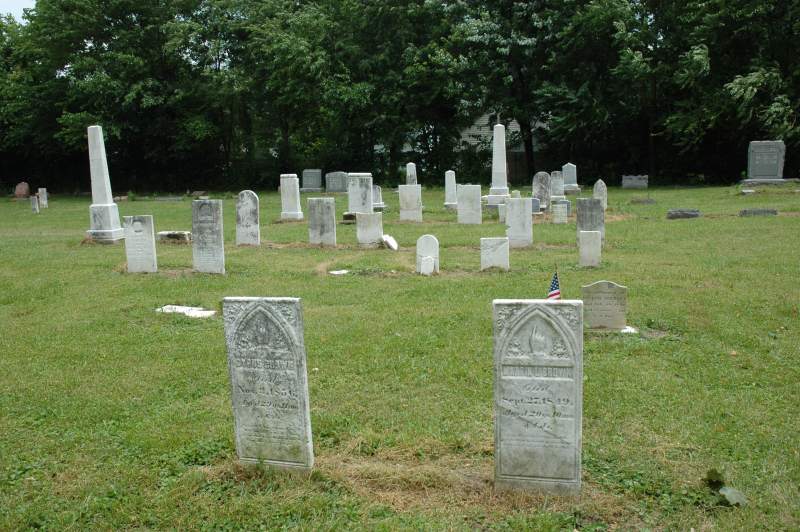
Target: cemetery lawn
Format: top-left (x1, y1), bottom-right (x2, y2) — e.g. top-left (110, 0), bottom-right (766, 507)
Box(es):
top-left (1, 184), bottom-right (799, 530)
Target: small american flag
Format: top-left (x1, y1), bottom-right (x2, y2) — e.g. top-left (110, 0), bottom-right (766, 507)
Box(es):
top-left (547, 272), bottom-right (561, 300)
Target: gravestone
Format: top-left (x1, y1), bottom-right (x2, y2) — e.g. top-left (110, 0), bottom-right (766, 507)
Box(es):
top-left (481, 237), bottom-right (509, 271)
top-left (576, 198), bottom-right (604, 243)
top-left (123, 215), bottom-right (158, 273)
top-left (563, 163), bottom-right (580, 194)
top-left (457, 184), bottom-right (482, 224)
top-left (301, 169), bottom-right (323, 192)
top-left (86, 125), bottom-right (124, 243)
top-left (552, 198), bottom-right (572, 216)
top-left (622, 175), bottom-right (648, 189)
top-left (192, 199), bottom-right (225, 274)
top-left (532, 172), bottom-right (551, 210)
top-left (739, 208), bottom-right (778, 217)
top-left (236, 190), bottom-right (260, 246)
top-left (666, 209), bottom-right (701, 219)
top-left (498, 203), bottom-right (507, 223)
top-left (37, 188), bottom-right (48, 208)
top-left (308, 198), bottom-right (336, 246)
top-left (593, 179), bottom-right (607, 211)
top-left (744, 141), bottom-right (786, 184)
top-left (347, 173), bottom-right (373, 216)
top-left (356, 212), bottom-right (383, 247)
top-left (506, 198), bottom-right (533, 248)
top-left (415, 234), bottom-right (440, 274)
top-left (14, 182), bottom-right (30, 199)
top-left (444, 170), bottom-right (457, 210)
top-left (222, 297), bottom-right (314, 471)
top-left (552, 202), bottom-right (568, 224)
top-left (531, 198), bottom-right (541, 213)
top-left (487, 124), bottom-right (510, 205)
top-left (280, 175), bottom-right (303, 220)
top-left (325, 171), bottom-right (348, 192)
top-left (578, 231), bottom-right (601, 267)
top-left (550, 171), bottom-right (565, 202)
top-left (30, 195), bottom-right (39, 213)
top-left (581, 281), bottom-right (631, 332)
top-left (372, 185), bottom-right (386, 211)
top-left (493, 299), bottom-right (583, 495)
top-left (399, 184), bottom-right (423, 222)
top-left (406, 163), bottom-right (417, 185)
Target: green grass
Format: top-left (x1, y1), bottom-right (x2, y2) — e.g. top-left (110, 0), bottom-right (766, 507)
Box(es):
top-left (1, 184), bottom-right (799, 530)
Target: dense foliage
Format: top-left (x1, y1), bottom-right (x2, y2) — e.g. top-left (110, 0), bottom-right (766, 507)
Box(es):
top-left (1, 0), bottom-right (798, 191)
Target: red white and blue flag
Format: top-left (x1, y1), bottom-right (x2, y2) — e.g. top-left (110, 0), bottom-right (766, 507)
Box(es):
top-left (547, 272), bottom-right (561, 300)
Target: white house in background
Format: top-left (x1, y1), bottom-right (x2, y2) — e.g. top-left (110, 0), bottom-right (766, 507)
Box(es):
top-left (460, 113), bottom-right (524, 152)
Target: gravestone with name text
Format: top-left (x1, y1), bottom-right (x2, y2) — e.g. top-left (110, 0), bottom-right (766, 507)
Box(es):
top-left (481, 237), bottom-right (509, 271)
top-left (124, 215), bottom-right (158, 273)
top-left (552, 202), bottom-right (568, 224)
top-left (192, 199), bottom-right (225, 274)
top-left (576, 198), bottom-right (604, 243)
top-left (347, 173), bottom-right (373, 216)
top-left (356, 212), bottom-right (383, 247)
top-left (308, 198), bottom-right (336, 246)
top-left (745, 141), bottom-right (786, 184)
top-left (581, 281), bottom-right (631, 332)
top-left (325, 171), bottom-right (348, 192)
top-left (301, 169), bottom-right (323, 192)
top-left (236, 190), bottom-right (260, 246)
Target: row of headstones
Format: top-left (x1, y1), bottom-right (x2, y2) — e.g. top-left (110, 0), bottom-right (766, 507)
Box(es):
top-left (222, 283), bottom-right (630, 494)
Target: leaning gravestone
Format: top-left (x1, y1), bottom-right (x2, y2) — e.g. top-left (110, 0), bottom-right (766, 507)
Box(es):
top-left (578, 231), bottom-right (601, 267)
top-left (532, 172), bottom-right (551, 210)
top-left (308, 198), bottom-right (336, 246)
top-left (622, 175), bottom-right (648, 189)
top-left (506, 198), bottom-right (533, 248)
top-left (280, 175), bottom-right (303, 221)
top-left (406, 163), bottom-right (418, 185)
top-left (301, 169), bottom-right (323, 192)
top-left (581, 281), bottom-right (633, 332)
top-left (223, 297), bottom-right (314, 471)
top-left (576, 198), bottom-right (604, 243)
top-left (493, 299), bottom-right (583, 495)
top-left (457, 184), bottom-right (482, 224)
top-left (192, 199), bottom-right (225, 274)
top-left (744, 141), bottom-right (786, 184)
top-left (415, 234), bottom-right (440, 275)
top-left (552, 202), bottom-right (568, 224)
top-left (481, 237), bottom-right (509, 271)
top-left (123, 215), bottom-right (158, 273)
top-left (593, 179), bottom-right (607, 211)
top-left (399, 184), bottom-right (423, 222)
top-left (86, 125), bottom-right (124, 243)
top-left (356, 212), bottom-right (383, 248)
top-left (325, 171), bottom-right (348, 193)
top-left (236, 190), bottom-right (260, 246)
top-left (444, 170), bottom-right (457, 210)
top-left (347, 173), bottom-right (373, 216)
top-left (37, 188), bottom-right (48, 208)
top-left (30, 195), bottom-right (40, 213)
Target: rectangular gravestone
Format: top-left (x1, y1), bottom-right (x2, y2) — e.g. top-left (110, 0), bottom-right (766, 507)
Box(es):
top-left (532, 172), bottom-right (551, 210)
top-left (192, 199), bottom-right (225, 274)
top-left (506, 197), bottom-right (533, 248)
top-left (30, 195), bottom-right (39, 213)
top-left (576, 198), bottom-right (604, 243)
top-left (481, 237), bottom-right (509, 271)
top-left (562, 163), bottom-right (580, 194)
top-left (308, 197), bottom-right (336, 246)
top-left (399, 184), bottom-right (423, 222)
top-left (578, 231), bottom-right (601, 267)
top-left (493, 299), bottom-right (583, 495)
top-left (457, 184), bottom-right (482, 224)
top-left (325, 171), bottom-right (348, 193)
top-left (223, 297), bottom-right (314, 471)
top-left (356, 212), bottom-right (382, 247)
top-left (347, 173), bottom-right (373, 215)
top-left (622, 175), bottom-right (648, 189)
top-left (301, 169), bottom-right (323, 191)
top-left (236, 190), bottom-right (260, 246)
top-left (123, 215), bottom-right (157, 272)
top-left (444, 170), bottom-right (457, 209)
top-left (581, 281), bottom-right (628, 331)
top-left (551, 202), bottom-right (568, 224)
top-left (746, 141), bottom-right (786, 183)
top-left (280, 175), bottom-right (303, 220)
top-left (406, 163), bottom-right (417, 185)
top-left (37, 188), bottom-right (48, 208)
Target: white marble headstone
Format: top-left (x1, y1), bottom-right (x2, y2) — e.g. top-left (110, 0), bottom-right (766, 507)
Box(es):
top-left (124, 215), bottom-right (158, 273)
top-left (406, 163), bottom-right (417, 185)
top-left (399, 184), bottom-right (423, 222)
top-left (457, 184), bottom-right (482, 224)
top-left (581, 281), bottom-right (628, 331)
top-left (415, 234), bottom-right (439, 274)
top-left (37, 188), bottom-right (48, 208)
top-left (192, 199), bottom-right (225, 274)
top-left (487, 124), bottom-right (510, 204)
top-left (280, 175), bottom-right (303, 220)
top-left (552, 203), bottom-right (568, 224)
top-left (325, 171), bottom-right (348, 192)
top-left (532, 172), bottom-right (550, 209)
top-left (223, 297), bottom-right (314, 471)
top-left (86, 125), bottom-right (123, 243)
top-left (578, 231), bottom-right (601, 267)
top-left (236, 190), bottom-right (260, 246)
top-left (576, 198), bottom-right (604, 243)
top-left (493, 299), bottom-right (583, 495)
top-left (444, 170), bottom-right (457, 209)
top-left (30, 195), bottom-right (39, 213)
top-left (481, 237), bottom-right (509, 271)
top-left (505, 198), bottom-right (533, 248)
top-left (356, 212), bottom-right (382, 247)
top-left (593, 179), bottom-right (607, 211)
top-left (347, 173), bottom-right (373, 215)
top-left (308, 197), bottom-right (336, 246)
top-left (301, 169), bottom-right (323, 191)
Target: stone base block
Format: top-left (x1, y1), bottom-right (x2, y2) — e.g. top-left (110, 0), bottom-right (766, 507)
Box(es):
top-left (86, 228), bottom-right (125, 243)
top-left (564, 186), bottom-right (582, 195)
top-left (88, 203), bottom-right (124, 243)
top-left (485, 193), bottom-right (510, 205)
top-left (280, 211), bottom-right (304, 221)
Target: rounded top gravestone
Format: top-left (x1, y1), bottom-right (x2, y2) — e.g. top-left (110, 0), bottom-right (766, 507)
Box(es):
top-left (15, 182), bottom-right (30, 198)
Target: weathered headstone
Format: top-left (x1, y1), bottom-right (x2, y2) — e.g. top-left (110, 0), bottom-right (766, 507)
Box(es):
top-left (457, 184), bottom-right (482, 224)
top-left (506, 198), bottom-right (533, 248)
top-left (739, 208), bottom-right (778, 217)
top-left (280, 175), bottom-right (303, 221)
top-left (487, 124), bottom-right (510, 205)
top-left (444, 170), bottom-right (457, 210)
top-left (498, 203), bottom-right (507, 223)
top-left (236, 190), bottom-right (260, 246)
top-left (532, 172), bottom-right (551, 210)
top-left (372, 185), bottom-right (386, 211)
top-left (552, 202), bottom-right (568, 224)
top-left (745, 141), bottom-right (786, 184)
top-left (578, 231), bottom-right (601, 267)
top-left (399, 184), bottom-right (423, 222)
top-left (531, 198), bottom-right (541, 213)
top-left (325, 171), bottom-right (348, 193)
top-left (481, 237), bottom-right (509, 271)
top-left (552, 198), bottom-right (572, 216)
top-left (124, 215), bottom-right (158, 273)
top-left (308, 197), bottom-right (336, 246)
top-left (37, 188), bottom-right (48, 208)
top-left (581, 281), bottom-right (632, 332)
top-left (493, 299), bottom-right (583, 495)
top-left (301, 169), bottom-right (323, 192)
top-left (550, 171), bottom-right (565, 202)
top-left (347, 173), bottom-right (373, 215)
top-left (576, 198), bottom-right (604, 243)
top-left (86, 125), bottom-right (124, 243)
top-left (30, 195), bottom-right (39, 213)
top-left (14, 182), bottom-right (30, 199)
top-left (563, 163), bottom-right (580, 194)
top-left (666, 209), bottom-right (701, 219)
top-left (622, 175), bottom-right (648, 189)
top-left (223, 297), bottom-right (314, 471)
top-left (356, 212), bottom-right (383, 248)
top-left (406, 163), bottom-right (418, 185)
top-left (192, 199), bottom-right (225, 274)
top-left (415, 234), bottom-right (440, 274)
top-left (593, 179), bottom-right (607, 211)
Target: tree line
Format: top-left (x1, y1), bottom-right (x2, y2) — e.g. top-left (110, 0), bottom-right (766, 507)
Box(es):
top-left (1, 0), bottom-right (797, 192)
